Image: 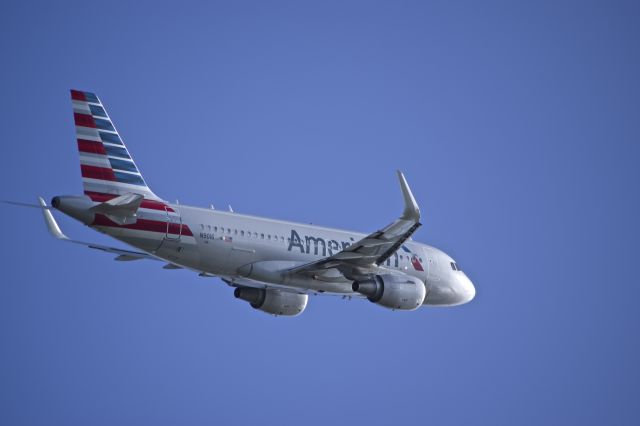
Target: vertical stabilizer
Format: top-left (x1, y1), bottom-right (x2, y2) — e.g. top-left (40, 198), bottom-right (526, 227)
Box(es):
top-left (71, 89), bottom-right (161, 201)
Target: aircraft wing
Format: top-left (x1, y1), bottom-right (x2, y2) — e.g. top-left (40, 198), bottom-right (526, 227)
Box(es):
top-left (37, 196), bottom-right (157, 261)
top-left (220, 276), bottom-right (366, 300)
top-left (288, 171), bottom-right (421, 280)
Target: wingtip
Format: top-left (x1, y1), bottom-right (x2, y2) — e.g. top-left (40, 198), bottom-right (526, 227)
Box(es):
top-left (397, 171), bottom-right (421, 221)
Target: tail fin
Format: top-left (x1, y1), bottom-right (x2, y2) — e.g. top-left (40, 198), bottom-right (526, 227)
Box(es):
top-left (71, 89), bottom-right (161, 201)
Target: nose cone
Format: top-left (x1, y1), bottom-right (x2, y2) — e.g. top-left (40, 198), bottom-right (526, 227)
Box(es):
top-left (455, 273), bottom-right (476, 305)
top-left (423, 272), bottom-right (476, 306)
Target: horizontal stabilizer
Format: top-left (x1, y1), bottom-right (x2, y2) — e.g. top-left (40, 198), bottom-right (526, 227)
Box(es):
top-left (90, 193), bottom-right (143, 225)
top-left (34, 196), bottom-right (158, 261)
top-left (2, 200), bottom-right (53, 209)
top-left (39, 197), bottom-right (68, 239)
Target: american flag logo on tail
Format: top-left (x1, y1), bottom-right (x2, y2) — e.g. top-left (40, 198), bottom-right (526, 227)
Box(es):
top-left (71, 90), bottom-right (160, 201)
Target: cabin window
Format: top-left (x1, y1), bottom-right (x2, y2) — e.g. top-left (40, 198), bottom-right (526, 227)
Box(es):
top-left (240, 231), bottom-right (245, 236)
top-left (261, 233), bottom-right (264, 239)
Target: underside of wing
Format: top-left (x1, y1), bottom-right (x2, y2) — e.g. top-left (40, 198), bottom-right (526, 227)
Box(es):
top-left (221, 276), bottom-right (365, 299)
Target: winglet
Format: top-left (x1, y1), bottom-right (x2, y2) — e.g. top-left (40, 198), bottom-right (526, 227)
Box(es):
top-left (38, 197), bottom-right (68, 240)
top-left (397, 171), bottom-right (421, 221)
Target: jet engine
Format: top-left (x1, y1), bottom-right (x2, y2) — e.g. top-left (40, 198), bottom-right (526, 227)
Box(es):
top-left (234, 287), bottom-right (308, 316)
top-left (352, 274), bottom-right (426, 311)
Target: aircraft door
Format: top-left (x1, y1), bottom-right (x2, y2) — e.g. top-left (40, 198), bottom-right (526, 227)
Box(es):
top-left (164, 204), bottom-right (182, 241)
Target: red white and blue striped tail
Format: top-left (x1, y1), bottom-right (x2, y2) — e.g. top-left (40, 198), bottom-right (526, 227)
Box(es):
top-left (71, 89), bottom-right (161, 201)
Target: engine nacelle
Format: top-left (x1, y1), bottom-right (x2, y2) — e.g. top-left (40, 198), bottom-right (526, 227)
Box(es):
top-left (234, 287), bottom-right (308, 316)
top-left (352, 274), bottom-right (426, 311)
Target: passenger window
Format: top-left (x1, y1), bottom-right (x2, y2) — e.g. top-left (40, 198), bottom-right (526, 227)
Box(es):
top-left (261, 233), bottom-right (264, 239)
top-left (241, 231), bottom-right (245, 236)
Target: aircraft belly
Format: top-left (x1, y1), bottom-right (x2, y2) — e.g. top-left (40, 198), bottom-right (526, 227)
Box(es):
top-left (155, 238), bottom-right (201, 268)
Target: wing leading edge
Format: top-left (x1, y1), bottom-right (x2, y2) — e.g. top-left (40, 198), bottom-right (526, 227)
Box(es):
top-left (288, 171), bottom-right (421, 280)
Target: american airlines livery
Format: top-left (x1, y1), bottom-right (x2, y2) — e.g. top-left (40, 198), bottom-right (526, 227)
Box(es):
top-left (5, 90), bottom-right (475, 316)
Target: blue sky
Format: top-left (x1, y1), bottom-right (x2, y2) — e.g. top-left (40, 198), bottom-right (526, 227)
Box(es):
top-left (1, 1), bottom-right (639, 424)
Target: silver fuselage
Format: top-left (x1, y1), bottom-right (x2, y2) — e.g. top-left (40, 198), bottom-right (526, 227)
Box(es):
top-left (74, 199), bottom-right (475, 306)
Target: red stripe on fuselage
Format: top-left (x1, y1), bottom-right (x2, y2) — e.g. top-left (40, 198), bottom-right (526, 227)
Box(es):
top-left (78, 139), bottom-right (107, 155)
top-left (84, 191), bottom-right (174, 212)
top-left (81, 165), bottom-right (116, 181)
top-left (92, 214), bottom-right (193, 236)
top-left (71, 90), bottom-right (86, 101)
top-left (74, 112), bottom-right (96, 128)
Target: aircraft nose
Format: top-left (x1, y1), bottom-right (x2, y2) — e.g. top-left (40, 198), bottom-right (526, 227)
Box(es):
top-left (455, 273), bottom-right (476, 304)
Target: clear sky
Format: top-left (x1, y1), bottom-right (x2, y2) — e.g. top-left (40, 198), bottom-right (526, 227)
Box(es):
top-left (1, 1), bottom-right (639, 424)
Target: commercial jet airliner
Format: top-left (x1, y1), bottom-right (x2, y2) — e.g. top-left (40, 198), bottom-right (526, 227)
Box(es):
top-left (5, 90), bottom-right (475, 316)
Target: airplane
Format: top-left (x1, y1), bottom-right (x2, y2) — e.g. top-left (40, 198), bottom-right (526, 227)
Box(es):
top-left (4, 90), bottom-right (475, 316)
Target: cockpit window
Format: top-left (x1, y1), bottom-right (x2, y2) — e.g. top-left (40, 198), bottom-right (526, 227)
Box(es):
top-left (450, 262), bottom-right (462, 271)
